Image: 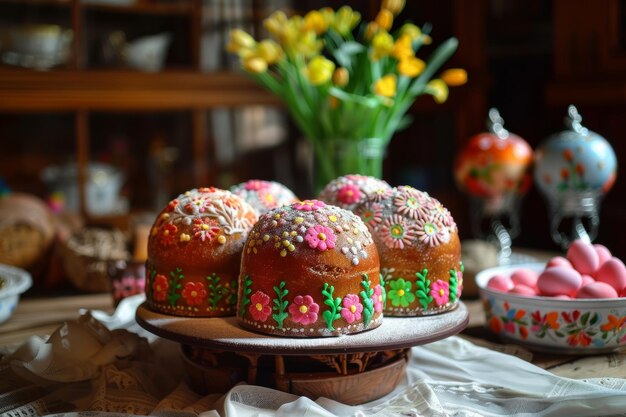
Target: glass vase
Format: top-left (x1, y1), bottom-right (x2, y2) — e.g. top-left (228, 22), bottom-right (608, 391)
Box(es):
top-left (312, 137), bottom-right (386, 195)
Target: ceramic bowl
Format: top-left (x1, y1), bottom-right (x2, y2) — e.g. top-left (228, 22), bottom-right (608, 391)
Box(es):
top-left (476, 263), bottom-right (626, 353)
top-left (0, 263), bottom-right (32, 324)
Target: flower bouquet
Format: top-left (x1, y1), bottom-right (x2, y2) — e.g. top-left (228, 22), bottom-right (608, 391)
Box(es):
top-left (228, 1), bottom-right (466, 192)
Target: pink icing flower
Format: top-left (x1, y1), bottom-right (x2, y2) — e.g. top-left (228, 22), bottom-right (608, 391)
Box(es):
top-left (288, 295), bottom-right (319, 325)
top-left (113, 276), bottom-right (143, 301)
top-left (356, 203), bottom-right (383, 228)
top-left (431, 279), bottom-right (449, 306)
top-left (337, 184), bottom-right (362, 205)
top-left (369, 187), bottom-right (393, 202)
top-left (185, 195), bottom-right (211, 214)
top-left (294, 199), bottom-right (326, 211)
top-left (249, 291), bottom-right (272, 322)
top-left (182, 281), bottom-right (207, 306)
top-left (416, 218), bottom-right (449, 246)
top-left (394, 191), bottom-right (429, 219)
top-left (245, 180), bottom-right (269, 191)
top-left (372, 284), bottom-right (384, 313)
top-left (341, 294), bottom-right (363, 324)
top-left (258, 189), bottom-right (279, 208)
top-left (193, 218), bottom-right (220, 241)
top-left (381, 215), bottom-right (417, 249)
top-left (304, 225), bottom-right (337, 251)
top-left (431, 203), bottom-right (455, 228)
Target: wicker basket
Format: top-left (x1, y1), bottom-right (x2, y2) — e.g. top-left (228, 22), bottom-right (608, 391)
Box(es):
top-left (0, 193), bottom-right (55, 271)
top-left (60, 228), bottom-right (130, 293)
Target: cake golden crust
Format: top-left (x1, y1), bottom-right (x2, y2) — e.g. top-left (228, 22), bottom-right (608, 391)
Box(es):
top-left (146, 187), bottom-right (258, 317)
top-left (237, 200), bottom-right (383, 337)
top-left (356, 186), bottom-right (463, 316)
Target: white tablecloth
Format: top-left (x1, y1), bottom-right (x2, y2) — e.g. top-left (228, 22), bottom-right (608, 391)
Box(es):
top-left (2, 295), bottom-right (626, 417)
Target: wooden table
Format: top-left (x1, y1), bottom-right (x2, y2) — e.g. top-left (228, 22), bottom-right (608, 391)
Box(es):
top-left (1, 293), bottom-right (625, 380)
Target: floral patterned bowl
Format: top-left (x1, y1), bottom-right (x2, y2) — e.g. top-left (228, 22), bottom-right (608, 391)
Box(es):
top-left (0, 263), bottom-right (32, 324)
top-left (476, 263), bottom-right (626, 353)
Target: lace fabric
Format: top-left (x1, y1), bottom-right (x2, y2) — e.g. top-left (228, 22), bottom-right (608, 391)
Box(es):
top-left (1, 295), bottom-right (626, 417)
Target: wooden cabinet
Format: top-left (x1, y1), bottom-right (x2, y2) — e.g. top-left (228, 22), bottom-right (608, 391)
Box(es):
top-left (0, 0), bottom-right (480, 231)
top-left (0, 0), bottom-right (285, 221)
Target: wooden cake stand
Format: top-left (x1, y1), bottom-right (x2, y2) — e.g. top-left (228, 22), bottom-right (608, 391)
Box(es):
top-left (136, 302), bottom-right (469, 404)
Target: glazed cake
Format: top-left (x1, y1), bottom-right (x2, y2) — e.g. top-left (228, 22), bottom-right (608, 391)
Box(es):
top-left (356, 186), bottom-right (463, 316)
top-left (146, 187), bottom-right (258, 317)
top-left (230, 179), bottom-right (298, 215)
top-left (237, 199), bottom-right (383, 337)
top-left (317, 174), bottom-right (392, 210)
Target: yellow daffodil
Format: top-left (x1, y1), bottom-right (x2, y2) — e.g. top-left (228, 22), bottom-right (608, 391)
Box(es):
top-left (264, 11), bottom-right (288, 39)
top-left (320, 7), bottom-right (335, 28)
top-left (400, 23), bottom-right (421, 40)
top-left (421, 34), bottom-right (433, 45)
top-left (227, 29), bottom-right (256, 54)
top-left (256, 39), bottom-right (283, 64)
top-left (392, 34), bottom-right (413, 61)
top-left (243, 56), bottom-right (268, 74)
top-left (373, 74), bottom-right (397, 97)
top-left (441, 68), bottom-right (468, 86)
top-left (427, 79), bottom-right (448, 103)
top-left (382, 0), bottom-right (406, 15)
top-left (398, 57), bottom-right (425, 77)
top-left (332, 67), bottom-right (349, 87)
top-left (295, 31), bottom-right (323, 58)
top-left (303, 10), bottom-right (328, 35)
top-left (332, 6), bottom-right (361, 36)
top-left (371, 30), bottom-right (394, 61)
top-left (375, 9), bottom-right (394, 32)
top-left (365, 22), bottom-right (379, 40)
top-left (304, 56), bottom-right (335, 85)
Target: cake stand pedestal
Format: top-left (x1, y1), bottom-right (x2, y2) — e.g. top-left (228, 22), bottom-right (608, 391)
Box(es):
top-left (136, 302), bottom-right (469, 404)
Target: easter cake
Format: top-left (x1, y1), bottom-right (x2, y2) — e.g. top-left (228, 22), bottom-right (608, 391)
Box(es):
top-left (237, 199), bottom-right (383, 337)
top-left (146, 187), bottom-right (258, 317)
top-left (356, 185), bottom-right (463, 316)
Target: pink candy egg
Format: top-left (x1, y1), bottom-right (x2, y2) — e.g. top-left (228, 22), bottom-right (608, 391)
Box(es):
top-left (581, 274), bottom-right (595, 286)
top-left (547, 256), bottom-right (572, 269)
top-left (552, 294), bottom-right (572, 300)
top-left (509, 284), bottom-right (537, 296)
top-left (567, 240), bottom-right (600, 275)
top-left (537, 266), bottom-right (582, 297)
top-left (620, 287), bottom-right (626, 298)
top-left (511, 268), bottom-right (539, 289)
top-left (575, 282), bottom-right (618, 299)
top-left (593, 244), bottom-right (612, 266)
top-left (487, 274), bottom-right (514, 292)
top-left (594, 257), bottom-right (626, 292)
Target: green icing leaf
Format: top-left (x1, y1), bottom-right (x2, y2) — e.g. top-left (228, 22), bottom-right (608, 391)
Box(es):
top-left (360, 274), bottom-right (374, 327)
top-left (272, 281), bottom-right (289, 329)
top-left (206, 273), bottom-right (224, 309)
top-left (167, 267), bottom-right (184, 307)
top-left (415, 269), bottom-right (433, 310)
top-left (239, 275), bottom-right (253, 317)
top-left (322, 283), bottom-right (342, 331)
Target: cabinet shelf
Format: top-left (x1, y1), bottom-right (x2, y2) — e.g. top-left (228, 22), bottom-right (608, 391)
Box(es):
top-left (0, 69), bottom-right (280, 111)
top-left (83, 2), bottom-right (193, 16)
top-left (0, 0), bottom-right (192, 15)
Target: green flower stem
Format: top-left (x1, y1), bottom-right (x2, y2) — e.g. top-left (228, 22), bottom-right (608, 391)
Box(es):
top-left (409, 38), bottom-right (458, 96)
